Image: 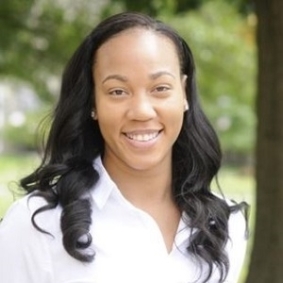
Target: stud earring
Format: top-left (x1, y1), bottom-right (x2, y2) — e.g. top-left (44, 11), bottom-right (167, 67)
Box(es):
top-left (184, 100), bottom-right (189, 111)
top-left (91, 110), bottom-right (97, 120)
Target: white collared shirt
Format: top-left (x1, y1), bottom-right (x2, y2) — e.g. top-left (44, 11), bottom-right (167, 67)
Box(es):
top-left (0, 157), bottom-right (247, 283)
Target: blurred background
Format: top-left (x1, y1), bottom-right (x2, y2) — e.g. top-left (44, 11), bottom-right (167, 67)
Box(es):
top-left (0, 0), bottom-right (256, 282)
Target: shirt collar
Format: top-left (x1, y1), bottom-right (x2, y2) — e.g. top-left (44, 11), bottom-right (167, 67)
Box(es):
top-left (90, 156), bottom-right (195, 249)
top-left (91, 156), bottom-right (118, 210)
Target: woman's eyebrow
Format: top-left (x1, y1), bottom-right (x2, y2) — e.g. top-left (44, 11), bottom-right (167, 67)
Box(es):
top-left (149, 71), bottom-right (175, 80)
top-left (102, 74), bottom-right (128, 84)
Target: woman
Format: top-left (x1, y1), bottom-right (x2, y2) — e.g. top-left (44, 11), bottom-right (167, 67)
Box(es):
top-left (0, 12), bottom-right (248, 283)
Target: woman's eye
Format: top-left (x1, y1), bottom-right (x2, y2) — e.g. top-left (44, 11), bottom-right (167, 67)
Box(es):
top-left (109, 89), bottom-right (125, 96)
top-left (155, 85), bottom-right (170, 92)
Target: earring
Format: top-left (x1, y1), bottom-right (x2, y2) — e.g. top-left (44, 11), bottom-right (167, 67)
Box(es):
top-left (184, 100), bottom-right (189, 111)
top-left (91, 110), bottom-right (97, 120)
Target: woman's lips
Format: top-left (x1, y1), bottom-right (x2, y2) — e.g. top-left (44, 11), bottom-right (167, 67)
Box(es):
top-left (124, 131), bottom-right (160, 142)
top-left (123, 130), bottom-right (162, 148)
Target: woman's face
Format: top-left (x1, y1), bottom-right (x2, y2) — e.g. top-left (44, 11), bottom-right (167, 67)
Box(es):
top-left (93, 28), bottom-right (187, 172)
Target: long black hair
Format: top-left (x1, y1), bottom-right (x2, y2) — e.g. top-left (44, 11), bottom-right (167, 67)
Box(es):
top-left (21, 12), bottom-right (247, 283)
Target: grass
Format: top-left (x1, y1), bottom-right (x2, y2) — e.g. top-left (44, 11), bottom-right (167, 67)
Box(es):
top-left (0, 153), bottom-right (255, 283)
top-left (213, 166), bottom-right (255, 208)
top-left (0, 153), bottom-right (41, 217)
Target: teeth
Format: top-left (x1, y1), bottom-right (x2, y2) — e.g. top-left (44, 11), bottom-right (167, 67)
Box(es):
top-left (126, 132), bottom-right (159, 142)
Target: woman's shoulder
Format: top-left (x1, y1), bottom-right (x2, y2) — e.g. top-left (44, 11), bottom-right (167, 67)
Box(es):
top-left (0, 194), bottom-right (56, 282)
top-left (1, 194), bottom-right (42, 223)
top-left (226, 197), bottom-right (247, 230)
top-left (2, 193), bottom-right (48, 218)
top-left (0, 193), bottom-right (61, 236)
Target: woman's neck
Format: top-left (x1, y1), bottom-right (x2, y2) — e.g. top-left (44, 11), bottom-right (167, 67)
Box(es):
top-left (102, 154), bottom-right (181, 253)
top-left (102, 155), bottom-right (174, 208)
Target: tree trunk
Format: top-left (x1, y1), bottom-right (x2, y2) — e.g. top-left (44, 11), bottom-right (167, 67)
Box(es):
top-left (245, 0), bottom-right (283, 282)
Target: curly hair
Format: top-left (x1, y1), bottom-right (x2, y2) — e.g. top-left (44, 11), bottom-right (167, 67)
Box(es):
top-left (21, 12), bottom-right (247, 283)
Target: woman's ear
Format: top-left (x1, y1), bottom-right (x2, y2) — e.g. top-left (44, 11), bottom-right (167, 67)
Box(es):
top-left (181, 75), bottom-right (189, 112)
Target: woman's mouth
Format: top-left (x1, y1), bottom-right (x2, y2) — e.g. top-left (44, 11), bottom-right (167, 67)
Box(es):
top-left (124, 131), bottom-right (161, 142)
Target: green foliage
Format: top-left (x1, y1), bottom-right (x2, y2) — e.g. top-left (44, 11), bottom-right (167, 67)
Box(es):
top-left (165, 1), bottom-right (256, 154)
top-left (103, 0), bottom-right (179, 16)
top-left (0, 0), bottom-right (101, 102)
top-left (104, 0), bottom-right (254, 16)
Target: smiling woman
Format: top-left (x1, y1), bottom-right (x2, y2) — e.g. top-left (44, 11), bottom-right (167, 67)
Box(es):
top-left (94, 28), bottom-right (187, 173)
top-left (0, 12), bottom-right (248, 283)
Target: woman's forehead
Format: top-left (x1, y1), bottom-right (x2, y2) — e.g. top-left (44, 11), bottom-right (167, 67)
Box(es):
top-left (94, 28), bottom-right (181, 71)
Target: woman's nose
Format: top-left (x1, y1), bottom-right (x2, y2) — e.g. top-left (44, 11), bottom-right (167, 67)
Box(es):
top-left (127, 93), bottom-right (157, 121)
